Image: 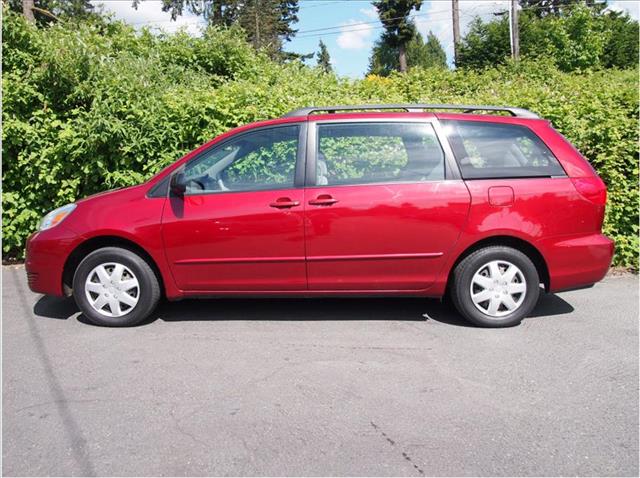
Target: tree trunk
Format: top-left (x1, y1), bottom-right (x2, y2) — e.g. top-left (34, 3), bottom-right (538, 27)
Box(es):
top-left (23, 0), bottom-right (36, 23)
top-left (398, 43), bottom-right (408, 73)
top-left (254, 4), bottom-right (261, 50)
top-left (212, 0), bottom-right (223, 25)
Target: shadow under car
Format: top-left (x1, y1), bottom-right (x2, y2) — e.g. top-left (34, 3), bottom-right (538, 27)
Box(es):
top-left (33, 289), bottom-right (575, 328)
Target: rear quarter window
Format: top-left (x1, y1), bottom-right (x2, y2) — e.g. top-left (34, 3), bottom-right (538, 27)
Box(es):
top-left (441, 120), bottom-right (566, 179)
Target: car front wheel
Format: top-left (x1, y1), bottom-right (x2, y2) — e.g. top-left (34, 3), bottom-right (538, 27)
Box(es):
top-left (450, 246), bottom-right (540, 327)
top-left (72, 247), bottom-right (160, 327)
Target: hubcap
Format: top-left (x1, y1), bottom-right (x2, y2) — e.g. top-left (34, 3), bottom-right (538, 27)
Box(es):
top-left (84, 263), bottom-right (140, 317)
top-left (470, 260), bottom-right (527, 318)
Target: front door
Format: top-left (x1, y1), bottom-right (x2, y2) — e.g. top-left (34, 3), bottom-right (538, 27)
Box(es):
top-left (162, 124), bottom-right (307, 291)
top-left (304, 120), bottom-right (471, 291)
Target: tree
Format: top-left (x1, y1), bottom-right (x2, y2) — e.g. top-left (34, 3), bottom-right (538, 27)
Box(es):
top-left (135, 0), bottom-right (299, 60)
top-left (373, 0), bottom-right (422, 73)
top-left (134, 0), bottom-right (238, 25)
top-left (457, 16), bottom-right (510, 69)
top-left (601, 10), bottom-right (640, 69)
top-left (236, 0), bottom-right (299, 58)
top-left (22, 0), bottom-right (35, 23)
top-left (9, 0), bottom-right (96, 23)
top-left (519, 0), bottom-right (606, 18)
top-left (456, 3), bottom-right (638, 71)
top-left (316, 40), bottom-right (332, 73)
top-left (422, 31), bottom-right (447, 68)
top-left (368, 28), bottom-right (446, 75)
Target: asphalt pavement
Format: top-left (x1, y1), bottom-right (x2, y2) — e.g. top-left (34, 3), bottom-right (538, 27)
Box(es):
top-left (3, 265), bottom-right (638, 476)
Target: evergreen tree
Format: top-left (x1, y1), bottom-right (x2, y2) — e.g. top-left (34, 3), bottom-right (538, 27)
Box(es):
top-left (373, 0), bottom-right (423, 73)
top-left (316, 40), bottom-right (332, 73)
top-left (456, 16), bottom-right (510, 70)
top-left (134, 0), bottom-right (299, 59)
top-left (136, 0), bottom-right (238, 25)
top-left (368, 29), bottom-right (446, 76)
top-left (422, 31), bottom-right (447, 68)
top-left (237, 0), bottom-right (299, 59)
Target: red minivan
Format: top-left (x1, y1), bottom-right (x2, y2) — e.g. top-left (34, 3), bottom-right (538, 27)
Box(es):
top-left (25, 104), bottom-right (614, 327)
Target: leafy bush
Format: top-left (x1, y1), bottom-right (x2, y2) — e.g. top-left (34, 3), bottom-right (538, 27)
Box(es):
top-left (458, 4), bottom-right (640, 71)
top-left (3, 9), bottom-right (638, 267)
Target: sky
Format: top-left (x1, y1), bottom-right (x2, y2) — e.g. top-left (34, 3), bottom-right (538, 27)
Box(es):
top-left (92, 0), bottom-right (640, 78)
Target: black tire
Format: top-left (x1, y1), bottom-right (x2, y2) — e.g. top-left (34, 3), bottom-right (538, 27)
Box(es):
top-left (72, 247), bottom-right (161, 327)
top-left (450, 246), bottom-right (540, 328)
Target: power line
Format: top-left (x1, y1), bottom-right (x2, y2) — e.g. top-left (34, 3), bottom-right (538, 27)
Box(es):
top-left (295, 12), bottom-right (455, 39)
top-left (126, 3), bottom-right (526, 32)
top-left (130, 10), bottom-right (450, 30)
top-left (129, 18), bottom-right (204, 25)
top-left (123, 0), bottom-right (600, 27)
top-left (294, 7), bottom-right (452, 35)
top-left (126, 1), bottom-right (575, 36)
top-left (128, 5), bottom-right (453, 30)
top-left (298, 2), bottom-right (340, 10)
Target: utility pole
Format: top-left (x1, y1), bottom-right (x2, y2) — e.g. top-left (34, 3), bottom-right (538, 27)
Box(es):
top-left (510, 0), bottom-right (520, 60)
top-left (452, 0), bottom-right (460, 66)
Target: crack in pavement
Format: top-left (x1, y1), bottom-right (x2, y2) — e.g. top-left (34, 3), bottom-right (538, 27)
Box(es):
top-left (13, 398), bottom-right (113, 414)
top-left (370, 421), bottom-right (425, 476)
top-left (168, 409), bottom-right (210, 448)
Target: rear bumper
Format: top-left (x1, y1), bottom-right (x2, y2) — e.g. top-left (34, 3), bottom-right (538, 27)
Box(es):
top-left (538, 233), bottom-right (614, 293)
top-left (25, 225), bottom-right (81, 296)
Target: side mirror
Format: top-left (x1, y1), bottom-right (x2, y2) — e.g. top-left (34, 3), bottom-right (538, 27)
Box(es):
top-left (170, 172), bottom-right (187, 197)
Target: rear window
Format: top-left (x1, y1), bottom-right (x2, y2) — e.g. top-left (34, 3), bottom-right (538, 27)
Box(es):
top-left (441, 120), bottom-right (565, 179)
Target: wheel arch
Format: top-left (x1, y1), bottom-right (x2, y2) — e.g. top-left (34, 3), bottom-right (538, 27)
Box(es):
top-left (62, 235), bottom-right (165, 297)
top-left (446, 235), bottom-right (550, 293)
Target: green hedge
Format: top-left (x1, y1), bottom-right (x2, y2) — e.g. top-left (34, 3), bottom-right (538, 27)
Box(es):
top-left (3, 10), bottom-right (638, 267)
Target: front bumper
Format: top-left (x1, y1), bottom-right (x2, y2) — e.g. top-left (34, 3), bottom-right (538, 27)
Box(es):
top-left (25, 225), bottom-right (81, 296)
top-left (538, 233), bottom-right (615, 293)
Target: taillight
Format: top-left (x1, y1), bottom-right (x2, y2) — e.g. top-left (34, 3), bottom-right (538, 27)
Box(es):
top-left (571, 177), bottom-right (607, 206)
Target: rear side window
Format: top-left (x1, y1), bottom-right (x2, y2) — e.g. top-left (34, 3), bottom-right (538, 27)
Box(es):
top-left (441, 120), bottom-right (565, 179)
top-left (316, 122), bottom-right (445, 186)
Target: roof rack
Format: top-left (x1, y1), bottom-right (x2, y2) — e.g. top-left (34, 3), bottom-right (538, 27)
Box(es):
top-left (282, 103), bottom-right (539, 119)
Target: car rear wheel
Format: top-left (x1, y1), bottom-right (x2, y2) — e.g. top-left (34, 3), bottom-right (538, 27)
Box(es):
top-left (450, 246), bottom-right (540, 327)
top-left (73, 247), bottom-right (160, 327)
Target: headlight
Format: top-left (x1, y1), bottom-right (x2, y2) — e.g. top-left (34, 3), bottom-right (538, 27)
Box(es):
top-left (39, 204), bottom-right (76, 231)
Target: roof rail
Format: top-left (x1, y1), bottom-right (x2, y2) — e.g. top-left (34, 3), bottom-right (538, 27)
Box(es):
top-left (282, 103), bottom-right (539, 119)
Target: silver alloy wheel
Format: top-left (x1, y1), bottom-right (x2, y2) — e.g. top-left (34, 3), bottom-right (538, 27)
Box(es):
top-left (470, 260), bottom-right (527, 318)
top-left (84, 262), bottom-right (140, 317)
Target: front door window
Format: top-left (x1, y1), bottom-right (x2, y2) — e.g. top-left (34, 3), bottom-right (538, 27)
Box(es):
top-left (182, 125), bottom-right (300, 194)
